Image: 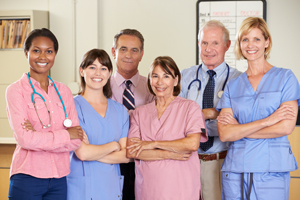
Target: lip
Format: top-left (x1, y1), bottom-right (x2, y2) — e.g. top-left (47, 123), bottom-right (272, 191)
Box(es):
top-left (155, 87), bottom-right (167, 92)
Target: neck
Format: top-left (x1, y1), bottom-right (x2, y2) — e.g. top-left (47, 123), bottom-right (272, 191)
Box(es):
top-left (118, 69), bottom-right (138, 80)
top-left (246, 59), bottom-right (272, 77)
top-left (81, 87), bottom-right (107, 104)
top-left (29, 71), bottom-right (49, 88)
top-left (156, 95), bottom-right (176, 108)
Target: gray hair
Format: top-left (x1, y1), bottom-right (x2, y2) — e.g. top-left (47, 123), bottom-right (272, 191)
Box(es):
top-left (198, 20), bottom-right (230, 45)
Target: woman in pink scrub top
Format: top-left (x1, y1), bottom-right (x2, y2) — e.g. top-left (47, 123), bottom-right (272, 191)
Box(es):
top-left (126, 56), bottom-right (208, 200)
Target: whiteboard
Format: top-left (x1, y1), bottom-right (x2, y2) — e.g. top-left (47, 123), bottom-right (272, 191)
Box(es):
top-left (196, 0), bottom-right (266, 72)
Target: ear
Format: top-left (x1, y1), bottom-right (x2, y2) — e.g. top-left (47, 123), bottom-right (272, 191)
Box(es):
top-left (265, 37), bottom-right (270, 48)
top-left (174, 75), bottom-right (179, 87)
top-left (111, 47), bottom-right (116, 59)
top-left (79, 67), bottom-right (84, 77)
top-left (139, 50), bottom-right (144, 61)
top-left (225, 40), bottom-right (231, 51)
top-left (25, 51), bottom-right (29, 59)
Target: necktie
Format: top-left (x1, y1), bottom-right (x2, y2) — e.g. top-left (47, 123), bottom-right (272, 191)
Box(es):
top-left (123, 80), bottom-right (135, 110)
top-left (200, 70), bottom-right (216, 152)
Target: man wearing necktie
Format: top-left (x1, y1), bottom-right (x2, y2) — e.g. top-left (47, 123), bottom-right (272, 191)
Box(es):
top-left (110, 29), bottom-right (154, 200)
top-left (179, 21), bottom-right (241, 200)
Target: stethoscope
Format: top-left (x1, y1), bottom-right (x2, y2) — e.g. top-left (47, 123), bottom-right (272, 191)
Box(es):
top-left (27, 73), bottom-right (72, 128)
top-left (187, 64), bottom-right (230, 100)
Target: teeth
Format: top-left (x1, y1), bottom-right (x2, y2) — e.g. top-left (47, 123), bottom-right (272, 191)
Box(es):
top-left (37, 63), bottom-right (47, 66)
top-left (92, 78), bottom-right (102, 82)
top-left (156, 87), bottom-right (166, 92)
top-left (247, 50), bottom-right (257, 53)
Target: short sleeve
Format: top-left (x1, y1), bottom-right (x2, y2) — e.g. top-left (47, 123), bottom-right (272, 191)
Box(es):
top-left (120, 106), bottom-right (129, 138)
top-left (185, 101), bottom-right (208, 142)
top-left (128, 109), bottom-right (141, 139)
top-left (281, 70), bottom-right (300, 105)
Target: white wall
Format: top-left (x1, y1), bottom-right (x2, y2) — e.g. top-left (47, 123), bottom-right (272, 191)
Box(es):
top-left (1, 0), bottom-right (300, 86)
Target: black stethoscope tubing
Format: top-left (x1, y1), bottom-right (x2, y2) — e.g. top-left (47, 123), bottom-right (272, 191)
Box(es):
top-left (187, 63), bottom-right (230, 99)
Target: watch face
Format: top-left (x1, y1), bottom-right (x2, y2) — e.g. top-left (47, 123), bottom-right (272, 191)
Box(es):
top-left (218, 91), bottom-right (224, 98)
top-left (63, 118), bottom-right (72, 127)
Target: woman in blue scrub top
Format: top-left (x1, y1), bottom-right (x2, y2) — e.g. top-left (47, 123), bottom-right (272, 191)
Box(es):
top-left (67, 49), bottom-right (130, 200)
top-left (217, 17), bottom-right (300, 200)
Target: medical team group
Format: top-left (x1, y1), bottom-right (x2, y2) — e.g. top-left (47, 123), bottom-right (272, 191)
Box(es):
top-left (5, 16), bottom-right (300, 200)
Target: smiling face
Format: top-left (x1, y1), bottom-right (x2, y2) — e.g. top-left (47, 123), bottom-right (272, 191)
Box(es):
top-left (111, 35), bottom-right (144, 79)
top-left (199, 26), bottom-right (230, 70)
top-left (150, 65), bottom-right (178, 99)
top-left (240, 27), bottom-right (269, 62)
top-left (26, 36), bottom-right (56, 77)
top-left (80, 59), bottom-right (112, 92)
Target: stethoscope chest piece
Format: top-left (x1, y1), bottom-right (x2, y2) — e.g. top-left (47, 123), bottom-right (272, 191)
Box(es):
top-left (63, 118), bottom-right (72, 128)
top-left (217, 90), bottom-right (224, 98)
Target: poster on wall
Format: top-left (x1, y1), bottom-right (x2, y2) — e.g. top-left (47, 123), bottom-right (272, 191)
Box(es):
top-left (196, 0), bottom-right (266, 72)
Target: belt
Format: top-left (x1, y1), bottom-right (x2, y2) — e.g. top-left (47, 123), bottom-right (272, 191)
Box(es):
top-left (198, 151), bottom-right (227, 161)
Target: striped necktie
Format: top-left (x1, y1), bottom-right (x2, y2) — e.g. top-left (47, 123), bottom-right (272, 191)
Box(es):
top-left (123, 80), bottom-right (135, 110)
top-left (200, 70), bottom-right (216, 152)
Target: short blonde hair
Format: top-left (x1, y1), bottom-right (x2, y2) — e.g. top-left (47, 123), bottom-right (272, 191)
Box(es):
top-left (234, 17), bottom-right (272, 60)
top-left (198, 20), bottom-right (230, 45)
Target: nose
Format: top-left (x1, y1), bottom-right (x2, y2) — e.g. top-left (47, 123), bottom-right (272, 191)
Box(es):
top-left (95, 67), bottom-right (101, 75)
top-left (205, 44), bottom-right (212, 52)
top-left (39, 52), bottom-right (46, 59)
top-left (125, 51), bottom-right (132, 58)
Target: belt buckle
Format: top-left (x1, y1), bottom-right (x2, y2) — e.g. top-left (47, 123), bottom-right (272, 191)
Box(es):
top-left (201, 154), bottom-right (209, 161)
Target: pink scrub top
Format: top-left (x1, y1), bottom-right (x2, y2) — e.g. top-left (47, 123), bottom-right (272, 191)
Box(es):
top-left (128, 96), bottom-right (207, 200)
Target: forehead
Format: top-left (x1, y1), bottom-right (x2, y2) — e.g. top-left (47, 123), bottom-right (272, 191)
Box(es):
top-left (200, 27), bottom-right (224, 42)
top-left (241, 27), bottom-right (264, 37)
top-left (31, 36), bottom-right (54, 48)
top-left (116, 35), bottom-right (142, 49)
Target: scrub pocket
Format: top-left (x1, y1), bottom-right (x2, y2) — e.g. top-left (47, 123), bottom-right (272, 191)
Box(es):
top-left (255, 172), bottom-right (288, 200)
top-left (221, 172), bottom-right (241, 200)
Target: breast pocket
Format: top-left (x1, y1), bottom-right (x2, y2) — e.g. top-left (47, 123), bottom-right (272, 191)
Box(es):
top-left (56, 102), bottom-right (67, 121)
top-left (27, 102), bottom-right (49, 123)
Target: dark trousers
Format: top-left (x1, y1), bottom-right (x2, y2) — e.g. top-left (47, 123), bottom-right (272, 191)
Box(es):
top-left (120, 162), bottom-right (135, 200)
top-left (8, 173), bottom-right (67, 200)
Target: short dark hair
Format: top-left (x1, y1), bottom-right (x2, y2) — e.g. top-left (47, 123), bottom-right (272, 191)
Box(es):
top-left (24, 28), bottom-right (59, 53)
top-left (147, 56), bottom-right (181, 96)
top-left (78, 49), bottom-right (113, 98)
top-left (113, 29), bottom-right (144, 50)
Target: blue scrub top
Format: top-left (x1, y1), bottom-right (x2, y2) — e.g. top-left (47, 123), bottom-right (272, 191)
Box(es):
top-left (217, 67), bottom-right (300, 173)
top-left (67, 96), bottom-right (129, 200)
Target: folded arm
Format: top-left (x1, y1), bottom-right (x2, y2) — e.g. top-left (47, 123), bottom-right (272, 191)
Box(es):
top-left (126, 137), bottom-right (193, 161)
top-left (217, 100), bottom-right (297, 142)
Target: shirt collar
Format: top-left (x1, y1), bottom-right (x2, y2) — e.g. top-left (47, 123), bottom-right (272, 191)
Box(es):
top-left (201, 61), bottom-right (227, 78)
top-left (113, 70), bottom-right (141, 87)
top-left (22, 73), bottom-right (53, 88)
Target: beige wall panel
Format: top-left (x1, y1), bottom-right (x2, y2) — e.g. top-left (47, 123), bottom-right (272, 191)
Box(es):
top-left (289, 127), bottom-right (300, 177)
top-left (0, 119), bottom-right (13, 138)
top-left (290, 178), bottom-right (300, 200)
top-left (0, 169), bottom-right (10, 200)
top-left (0, 85), bottom-right (9, 118)
top-left (0, 51), bottom-right (28, 85)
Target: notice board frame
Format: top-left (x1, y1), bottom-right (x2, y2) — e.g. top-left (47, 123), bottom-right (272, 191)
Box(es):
top-left (196, 0), bottom-right (267, 66)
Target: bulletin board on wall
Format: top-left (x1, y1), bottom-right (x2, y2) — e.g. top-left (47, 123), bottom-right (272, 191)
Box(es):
top-left (196, 0), bottom-right (266, 72)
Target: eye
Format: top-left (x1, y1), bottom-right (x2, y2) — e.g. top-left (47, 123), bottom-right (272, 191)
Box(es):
top-left (213, 42), bottom-right (218, 45)
top-left (120, 47), bottom-right (126, 52)
top-left (164, 74), bottom-right (171, 78)
top-left (201, 42), bottom-right (207, 45)
top-left (152, 74), bottom-right (158, 78)
top-left (255, 38), bottom-right (260, 41)
top-left (242, 38), bottom-right (248, 42)
top-left (33, 49), bottom-right (39, 53)
top-left (47, 50), bottom-right (53, 54)
top-left (101, 67), bottom-right (108, 71)
top-left (132, 48), bottom-right (139, 53)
